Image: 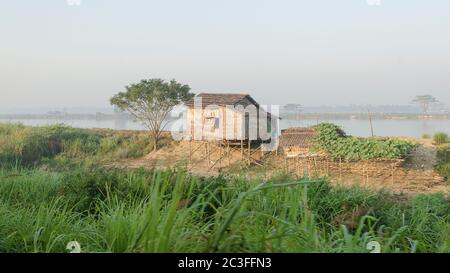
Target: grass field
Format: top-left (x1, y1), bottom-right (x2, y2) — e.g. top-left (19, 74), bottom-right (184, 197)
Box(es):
top-left (0, 123), bottom-right (449, 253)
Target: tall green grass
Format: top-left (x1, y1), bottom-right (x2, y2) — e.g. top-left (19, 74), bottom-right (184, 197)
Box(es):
top-left (0, 123), bottom-right (155, 169)
top-left (0, 167), bottom-right (448, 253)
top-left (434, 132), bottom-right (449, 145)
top-left (436, 146), bottom-right (450, 182)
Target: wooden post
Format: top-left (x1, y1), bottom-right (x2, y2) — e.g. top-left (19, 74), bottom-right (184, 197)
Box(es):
top-left (391, 163), bottom-right (395, 186)
top-left (219, 144), bottom-right (222, 170)
top-left (241, 139), bottom-right (244, 161)
top-left (339, 157), bottom-right (342, 183)
top-left (366, 169), bottom-right (369, 186)
top-left (326, 158), bottom-right (329, 176)
top-left (299, 157), bottom-right (303, 176)
top-left (189, 140), bottom-right (192, 166)
top-left (313, 157), bottom-right (317, 177)
top-left (368, 109), bottom-right (374, 137)
top-left (227, 142), bottom-right (230, 167)
top-left (362, 167), bottom-right (366, 186)
top-left (307, 159), bottom-right (311, 178)
top-left (247, 139), bottom-right (251, 166)
top-left (207, 142), bottom-right (211, 167)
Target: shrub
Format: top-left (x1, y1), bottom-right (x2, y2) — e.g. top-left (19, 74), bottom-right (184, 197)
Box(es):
top-left (434, 132), bottom-right (449, 145)
top-left (435, 147), bottom-right (450, 182)
top-left (437, 164), bottom-right (450, 182)
top-left (312, 123), bottom-right (415, 161)
top-left (422, 134), bottom-right (431, 139)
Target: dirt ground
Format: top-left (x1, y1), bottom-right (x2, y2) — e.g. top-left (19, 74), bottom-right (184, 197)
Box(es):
top-left (112, 138), bottom-right (449, 195)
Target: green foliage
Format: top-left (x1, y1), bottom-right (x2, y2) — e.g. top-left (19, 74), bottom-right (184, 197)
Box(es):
top-left (312, 123), bottom-right (415, 161)
top-left (0, 167), bottom-right (448, 253)
top-left (110, 78), bottom-right (194, 150)
top-left (433, 132), bottom-right (449, 145)
top-left (437, 164), bottom-right (450, 181)
top-left (0, 124), bottom-right (101, 167)
top-left (422, 134), bottom-right (431, 139)
top-left (436, 147), bottom-right (450, 182)
top-left (0, 124), bottom-right (157, 168)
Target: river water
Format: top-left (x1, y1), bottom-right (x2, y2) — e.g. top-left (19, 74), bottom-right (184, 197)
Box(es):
top-left (1, 118), bottom-right (450, 138)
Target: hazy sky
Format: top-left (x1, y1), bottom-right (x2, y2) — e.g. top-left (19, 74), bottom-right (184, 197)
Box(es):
top-left (1, 0), bottom-right (450, 109)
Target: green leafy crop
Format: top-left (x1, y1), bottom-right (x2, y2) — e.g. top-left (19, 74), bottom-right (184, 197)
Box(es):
top-left (312, 123), bottom-right (415, 161)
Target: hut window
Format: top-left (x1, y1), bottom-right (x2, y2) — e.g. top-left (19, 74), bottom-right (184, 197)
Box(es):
top-left (214, 118), bottom-right (220, 129)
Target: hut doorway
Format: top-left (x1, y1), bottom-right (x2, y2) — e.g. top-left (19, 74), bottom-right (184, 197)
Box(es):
top-left (244, 112), bottom-right (249, 140)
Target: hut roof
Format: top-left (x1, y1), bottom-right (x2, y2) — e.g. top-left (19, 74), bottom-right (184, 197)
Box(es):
top-left (185, 93), bottom-right (259, 108)
top-left (279, 127), bottom-right (316, 148)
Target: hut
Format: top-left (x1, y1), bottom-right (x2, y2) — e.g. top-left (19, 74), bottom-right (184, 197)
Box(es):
top-left (185, 93), bottom-right (278, 143)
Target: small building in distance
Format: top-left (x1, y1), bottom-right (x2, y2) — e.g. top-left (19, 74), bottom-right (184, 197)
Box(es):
top-left (185, 93), bottom-right (278, 143)
top-left (279, 127), bottom-right (317, 157)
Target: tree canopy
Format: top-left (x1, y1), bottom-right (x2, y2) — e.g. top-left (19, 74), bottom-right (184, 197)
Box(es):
top-left (411, 95), bottom-right (439, 114)
top-left (110, 78), bottom-right (194, 150)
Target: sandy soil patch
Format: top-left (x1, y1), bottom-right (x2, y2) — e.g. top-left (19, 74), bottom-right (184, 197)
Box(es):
top-left (112, 139), bottom-right (449, 195)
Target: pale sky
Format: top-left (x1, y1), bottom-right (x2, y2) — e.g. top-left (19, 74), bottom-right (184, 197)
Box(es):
top-left (1, 0), bottom-right (450, 109)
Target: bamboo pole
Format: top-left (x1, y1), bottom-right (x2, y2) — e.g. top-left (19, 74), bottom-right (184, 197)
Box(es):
top-left (227, 142), bottom-right (230, 167)
top-left (188, 140), bottom-right (192, 166)
top-left (391, 163), bottom-right (395, 186)
top-left (248, 139), bottom-right (251, 166)
top-left (366, 169), bottom-right (370, 187)
top-left (368, 109), bottom-right (374, 137)
top-left (326, 158), bottom-right (329, 176)
top-left (313, 157), bottom-right (317, 177)
top-left (241, 139), bottom-right (244, 161)
top-left (299, 157), bottom-right (303, 176)
top-left (219, 144), bottom-right (222, 170)
top-left (362, 167), bottom-right (365, 186)
top-left (207, 142), bottom-right (211, 167)
top-left (307, 159), bottom-right (311, 178)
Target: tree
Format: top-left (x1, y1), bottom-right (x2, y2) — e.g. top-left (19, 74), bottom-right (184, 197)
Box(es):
top-left (110, 79), bottom-right (194, 151)
top-left (411, 95), bottom-right (439, 114)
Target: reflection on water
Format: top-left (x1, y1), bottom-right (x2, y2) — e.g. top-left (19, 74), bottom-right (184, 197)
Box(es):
top-left (1, 118), bottom-right (450, 138)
